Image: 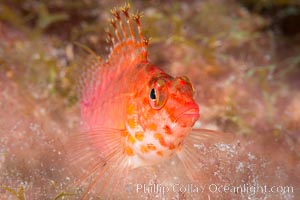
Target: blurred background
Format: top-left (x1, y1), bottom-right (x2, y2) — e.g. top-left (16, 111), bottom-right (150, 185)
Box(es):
top-left (0, 0), bottom-right (299, 199)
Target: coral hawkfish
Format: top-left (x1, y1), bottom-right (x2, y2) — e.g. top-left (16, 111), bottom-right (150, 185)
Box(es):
top-left (71, 3), bottom-right (230, 199)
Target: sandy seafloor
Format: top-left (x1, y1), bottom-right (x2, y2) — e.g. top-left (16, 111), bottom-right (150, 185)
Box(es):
top-left (0, 0), bottom-right (300, 199)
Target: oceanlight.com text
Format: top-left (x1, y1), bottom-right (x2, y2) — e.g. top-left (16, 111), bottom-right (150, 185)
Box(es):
top-left (131, 183), bottom-right (294, 196)
top-left (207, 183), bottom-right (294, 196)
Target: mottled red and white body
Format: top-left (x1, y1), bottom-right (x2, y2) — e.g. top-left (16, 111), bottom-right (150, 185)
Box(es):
top-left (73, 3), bottom-right (229, 199)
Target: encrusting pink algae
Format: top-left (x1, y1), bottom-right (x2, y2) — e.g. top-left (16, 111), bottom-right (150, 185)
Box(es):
top-left (0, 1), bottom-right (299, 199)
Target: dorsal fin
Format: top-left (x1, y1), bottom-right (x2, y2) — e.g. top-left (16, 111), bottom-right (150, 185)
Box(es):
top-left (78, 55), bottom-right (105, 105)
top-left (106, 3), bottom-right (149, 65)
top-left (78, 3), bottom-right (149, 109)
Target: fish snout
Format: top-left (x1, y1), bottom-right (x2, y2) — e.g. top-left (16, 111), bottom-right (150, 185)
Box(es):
top-left (176, 103), bottom-right (200, 127)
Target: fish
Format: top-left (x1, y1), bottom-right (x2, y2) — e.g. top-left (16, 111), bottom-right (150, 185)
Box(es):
top-left (70, 3), bottom-right (232, 199)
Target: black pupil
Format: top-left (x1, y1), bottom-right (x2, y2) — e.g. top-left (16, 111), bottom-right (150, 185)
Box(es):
top-left (150, 88), bottom-right (156, 100)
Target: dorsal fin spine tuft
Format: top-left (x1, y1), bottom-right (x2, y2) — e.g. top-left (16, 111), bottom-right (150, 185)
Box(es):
top-left (121, 3), bottom-right (134, 41)
top-left (106, 4), bottom-right (148, 63)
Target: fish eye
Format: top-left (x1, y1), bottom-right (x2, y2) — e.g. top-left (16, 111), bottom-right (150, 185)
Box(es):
top-left (149, 79), bottom-right (168, 110)
top-left (150, 88), bottom-right (156, 100)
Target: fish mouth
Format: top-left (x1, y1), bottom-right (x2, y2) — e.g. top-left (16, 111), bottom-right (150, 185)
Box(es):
top-left (174, 103), bottom-right (200, 127)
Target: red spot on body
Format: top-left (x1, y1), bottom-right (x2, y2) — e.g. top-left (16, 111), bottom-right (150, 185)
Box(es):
top-left (140, 145), bottom-right (149, 153)
top-left (164, 125), bottom-right (172, 135)
top-left (147, 143), bottom-right (156, 151)
top-left (168, 143), bottom-right (175, 150)
top-left (121, 130), bottom-right (129, 137)
top-left (149, 123), bottom-right (157, 131)
top-left (135, 132), bottom-right (144, 141)
top-left (154, 133), bottom-right (163, 140)
top-left (154, 133), bottom-right (167, 147)
top-left (125, 146), bottom-right (134, 156)
top-left (159, 138), bottom-right (167, 147)
top-left (156, 151), bottom-right (163, 156)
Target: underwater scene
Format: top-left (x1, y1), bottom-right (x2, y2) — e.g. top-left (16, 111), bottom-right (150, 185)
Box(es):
top-left (0, 0), bottom-right (300, 199)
